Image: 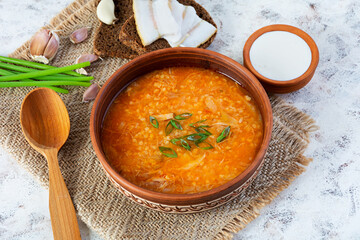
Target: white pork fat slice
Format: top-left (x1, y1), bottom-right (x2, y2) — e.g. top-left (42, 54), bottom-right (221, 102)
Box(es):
top-left (133, 0), bottom-right (160, 46)
top-left (180, 20), bottom-right (217, 47)
top-left (169, 0), bottom-right (185, 25)
top-left (133, 0), bottom-right (217, 48)
top-left (153, 0), bottom-right (180, 37)
top-left (168, 5), bottom-right (202, 47)
top-left (162, 0), bottom-right (186, 44)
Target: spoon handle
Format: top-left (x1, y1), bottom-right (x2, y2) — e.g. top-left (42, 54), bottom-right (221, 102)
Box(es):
top-left (44, 149), bottom-right (81, 240)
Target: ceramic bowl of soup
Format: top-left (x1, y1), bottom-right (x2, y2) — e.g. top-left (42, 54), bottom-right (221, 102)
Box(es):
top-left (90, 48), bottom-right (273, 213)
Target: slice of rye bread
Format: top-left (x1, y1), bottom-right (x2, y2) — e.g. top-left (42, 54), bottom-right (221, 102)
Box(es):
top-left (119, 0), bottom-right (217, 55)
top-left (93, 0), bottom-right (139, 59)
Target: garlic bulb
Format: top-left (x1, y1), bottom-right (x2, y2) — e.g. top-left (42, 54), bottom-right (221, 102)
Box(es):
top-left (96, 0), bottom-right (117, 25)
top-left (69, 27), bottom-right (89, 44)
top-left (30, 29), bottom-right (59, 64)
top-left (75, 54), bottom-right (99, 75)
top-left (82, 84), bottom-right (100, 102)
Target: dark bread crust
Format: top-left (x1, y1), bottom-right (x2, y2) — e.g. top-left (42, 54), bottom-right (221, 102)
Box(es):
top-left (119, 0), bottom-right (217, 55)
top-left (94, 0), bottom-right (217, 59)
top-left (93, 0), bottom-right (139, 59)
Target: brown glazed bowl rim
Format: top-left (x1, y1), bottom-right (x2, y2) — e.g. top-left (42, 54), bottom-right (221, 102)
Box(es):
top-left (90, 47), bottom-right (273, 205)
top-left (243, 24), bottom-right (319, 87)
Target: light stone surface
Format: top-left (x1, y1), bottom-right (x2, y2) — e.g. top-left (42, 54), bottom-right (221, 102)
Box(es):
top-left (0, 0), bottom-right (360, 239)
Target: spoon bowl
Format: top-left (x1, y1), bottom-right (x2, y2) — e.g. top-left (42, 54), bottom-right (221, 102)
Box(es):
top-left (20, 88), bottom-right (81, 240)
top-left (21, 88), bottom-right (70, 151)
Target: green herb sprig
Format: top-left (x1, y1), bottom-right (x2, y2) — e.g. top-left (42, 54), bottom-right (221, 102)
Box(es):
top-left (189, 119), bottom-right (207, 127)
top-left (174, 113), bottom-right (192, 120)
top-left (171, 138), bottom-right (191, 150)
top-left (152, 115), bottom-right (231, 157)
top-left (159, 146), bottom-right (178, 158)
top-left (165, 121), bottom-right (174, 135)
top-left (185, 133), bottom-right (209, 142)
top-left (165, 119), bottom-right (183, 135)
top-left (195, 141), bottom-right (214, 150)
top-left (149, 116), bottom-right (159, 128)
top-left (0, 56), bottom-right (83, 77)
top-left (170, 119), bottom-right (183, 130)
top-left (195, 127), bottom-right (212, 136)
top-left (217, 126), bottom-right (231, 143)
top-left (0, 68), bottom-right (68, 93)
top-left (0, 56), bottom-right (93, 93)
top-left (0, 62), bottom-right (90, 82)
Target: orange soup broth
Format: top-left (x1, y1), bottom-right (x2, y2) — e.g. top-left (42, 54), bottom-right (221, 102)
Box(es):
top-left (101, 67), bottom-right (263, 194)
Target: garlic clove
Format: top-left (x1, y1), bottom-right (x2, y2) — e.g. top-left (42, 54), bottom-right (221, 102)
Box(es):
top-left (76, 68), bottom-right (88, 75)
top-left (96, 0), bottom-right (117, 25)
top-left (32, 56), bottom-right (50, 64)
top-left (30, 29), bottom-right (59, 64)
top-left (75, 54), bottom-right (99, 75)
top-left (70, 27), bottom-right (89, 44)
top-left (82, 83), bottom-right (100, 102)
top-left (75, 54), bottom-right (99, 64)
top-left (43, 33), bottom-right (59, 61)
top-left (30, 29), bottom-right (51, 56)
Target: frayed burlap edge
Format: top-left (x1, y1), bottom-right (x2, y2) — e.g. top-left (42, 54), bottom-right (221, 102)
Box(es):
top-left (6, 0), bottom-right (318, 238)
top-left (214, 95), bottom-right (317, 240)
top-left (9, 0), bottom-right (97, 61)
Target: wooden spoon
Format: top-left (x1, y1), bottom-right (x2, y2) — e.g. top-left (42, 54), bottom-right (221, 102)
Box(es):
top-left (20, 88), bottom-right (81, 240)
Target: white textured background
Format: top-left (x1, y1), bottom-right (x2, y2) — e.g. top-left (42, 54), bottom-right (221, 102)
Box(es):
top-left (1, 0), bottom-right (360, 239)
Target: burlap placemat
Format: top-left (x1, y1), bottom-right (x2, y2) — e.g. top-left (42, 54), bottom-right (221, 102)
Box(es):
top-left (1, 0), bottom-right (317, 239)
